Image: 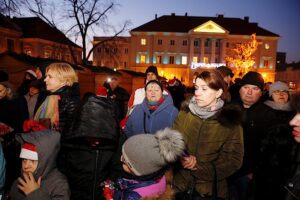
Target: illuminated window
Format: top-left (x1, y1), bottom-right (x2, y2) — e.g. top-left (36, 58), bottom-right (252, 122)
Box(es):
top-left (265, 43), bottom-right (270, 50)
top-left (158, 39), bottom-right (162, 45)
top-left (141, 38), bottom-right (147, 45)
top-left (140, 55), bottom-right (146, 64)
top-left (25, 50), bottom-right (32, 56)
top-left (203, 57), bottom-right (209, 64)
top-left (44, 51), bottom-right (51, 58)
top-left (192, 56), bottom-right (198, 63)
top-left (169, 56), bottom-right (175, 64)
top-left (156, 56), bottom-right (162, 64)
top-left (182, 40), bottom-right (188, 46)
top-left (170, 40), bottom-right (175, 46)
top-left (263, 60), bottom-right (269, 68)
top-left (182, 56), bottom-right (187, 64)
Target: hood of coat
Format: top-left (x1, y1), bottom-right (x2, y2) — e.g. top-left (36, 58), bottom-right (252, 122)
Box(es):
top-left (63, 93), bottom-right (119, 144)
top-left (180, 98), bottom-right (242, 128)
top-left (16, 129), bottom-right (61, 179)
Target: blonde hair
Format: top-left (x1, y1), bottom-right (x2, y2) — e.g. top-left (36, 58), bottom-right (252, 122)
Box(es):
top-left (46, 63), bottom-right (78, 86)
top-left (0, 81), bottom-right (14, 100)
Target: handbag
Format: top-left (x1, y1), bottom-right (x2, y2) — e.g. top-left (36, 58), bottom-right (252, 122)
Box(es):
top-left (175, 162), bottom-right (224, 200)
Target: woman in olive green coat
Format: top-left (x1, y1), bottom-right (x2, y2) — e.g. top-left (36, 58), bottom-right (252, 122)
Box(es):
top-left (173, 70), bottom-right (244, 199)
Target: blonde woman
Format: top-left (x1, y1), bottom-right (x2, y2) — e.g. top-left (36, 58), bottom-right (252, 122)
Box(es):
top-left (34, 63), bottom-right (80, 138)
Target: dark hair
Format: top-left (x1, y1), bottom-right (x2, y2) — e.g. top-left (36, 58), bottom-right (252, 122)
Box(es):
top-left (145, 80), bottom-right (163, 92)
top-left (291, 92), bottom-right (300, 112)
top-left (196, 70), bottom-right (227, 100)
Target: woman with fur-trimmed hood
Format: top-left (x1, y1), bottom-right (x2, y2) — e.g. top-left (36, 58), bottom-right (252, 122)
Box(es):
top-left (172, 70), bottom-right (244, 199)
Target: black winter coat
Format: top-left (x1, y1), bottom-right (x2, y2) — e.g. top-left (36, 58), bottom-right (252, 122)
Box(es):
top-left (58, 93), bottom-right (124, 200)
top-left (51, 84), bottom-right (80, 138)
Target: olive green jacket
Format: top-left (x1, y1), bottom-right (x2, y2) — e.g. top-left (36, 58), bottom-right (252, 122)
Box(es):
top-left (173, 105), bottom-right (244, 199)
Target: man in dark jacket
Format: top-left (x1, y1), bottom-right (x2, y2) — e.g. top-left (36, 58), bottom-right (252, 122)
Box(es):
top-left (58, 90), bottom-right (123, 200)
top-left (10, 129), bottom-right (70, 200)
top-left (228, 71), bottom-right (274, 200)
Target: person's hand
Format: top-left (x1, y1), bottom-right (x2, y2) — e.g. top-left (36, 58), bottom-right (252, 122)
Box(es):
top-left (247, 173), bottom-right (254, 180)
top-left (180, 155), bottom-right (197, 170)
top-left (17, 172), bottom-right (41, 196)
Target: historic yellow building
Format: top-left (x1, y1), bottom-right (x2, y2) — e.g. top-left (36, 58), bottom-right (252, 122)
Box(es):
top-left (93, 14), bottom-right (279, 85)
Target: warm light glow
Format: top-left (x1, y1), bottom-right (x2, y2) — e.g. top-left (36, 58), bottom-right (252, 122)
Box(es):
top-left (191, 62), bottom-right (225, 69)
top-left (161, 70), bottom-right (164, 76)
top-left (262, 73), bottom-right (267, 78)
top-left (194, 20), bottom-right (226, 33)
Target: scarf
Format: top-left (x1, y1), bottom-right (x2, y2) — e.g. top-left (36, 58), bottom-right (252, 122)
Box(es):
top-left (146, 96), bottom-right (165, 111)
top-left (34, 95), bottom-right (60, 129)
top-left (264, 100), bottom-right (292, 111)
top-left (188, 96), bottom-right (224, 119)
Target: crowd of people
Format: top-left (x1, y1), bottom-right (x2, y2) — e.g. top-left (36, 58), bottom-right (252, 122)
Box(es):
top-left (0, 63), bottom-right (300, 200)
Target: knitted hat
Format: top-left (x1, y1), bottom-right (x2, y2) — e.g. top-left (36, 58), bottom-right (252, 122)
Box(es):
top-left (96, 86), bottom-right (107, 97)
top-left (145, 65), bottom-right (158, 78)
top-left (216, 66), bottom-right (234, 78)
top-left (26, 69), bottom-right (37, 79)
top-left (20, 143), bottom-right (38, 161)
top-left (122, 128), bottom-right (185, 176)
top-left (145, 80), bottom-right (163, 92)
top-left (269, 81), bottom-right (289, 96)
top-left (240, 71), bottom-right (264, 91)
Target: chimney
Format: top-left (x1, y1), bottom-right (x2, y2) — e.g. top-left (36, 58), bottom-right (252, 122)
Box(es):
top-left (185, 12), bottom-right (188, 16)
top-left (171, 13), bottom-right (175, 16)
top-left (244, 16), bottom-right (249, 23)
top-left (217, 14), bottom-right (224, 18)
top-left (155, 14), bottom-right (157, 19)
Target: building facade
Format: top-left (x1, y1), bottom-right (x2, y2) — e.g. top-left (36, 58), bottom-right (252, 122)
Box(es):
top-left (93, 14), bottom-right (279, 86)
top-left (0, 14), bottom-right (82, 64)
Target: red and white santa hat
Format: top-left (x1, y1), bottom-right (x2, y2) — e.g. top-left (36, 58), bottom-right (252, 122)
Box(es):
top-left (20, 143), bottom-right (38, 161)
top-left (96, 86), bottom-right (108, 97)
top-left (168, 79), bottom-right (177, 87)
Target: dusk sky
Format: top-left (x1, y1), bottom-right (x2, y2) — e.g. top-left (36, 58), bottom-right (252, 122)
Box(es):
top-left (107, 0), bottom-right (300, 63)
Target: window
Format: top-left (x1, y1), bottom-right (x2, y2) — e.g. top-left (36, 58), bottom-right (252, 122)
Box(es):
top-left (203, 57), bottom-right (209, 64)
top-left (192, 56), bottom-right (198, 63)
top-left (125, 48), bottom-right (129, 54)
top-left (7, 39), bottom-right (14, 51)
top-left (263, 60), bottom-right (269, 68)
top-left (65, 55), bottom-right (70, 62)
top-left (44, 51), bottom-right (51, 58)
top-left (141, 38), bottom-right (147, 45)
top-left (113, 48), bottom-right (117, 53)
top-left (124, 62), bottom-right (127, 68)
top-left (170, 40), bottom-right (175, 46)
top-left (140, 55), bottom-right (146, 64)
top-left (156, 56), bottom-right (162, 64)
top-left (97, 48), bottom-right (101, 53)
top-left (205, 39), bottom-right (210, 47)
top-left (216, 40), bottom-right (220, 47)
top-left (25, 50), bottom-right (32, 56)
top-left (158, 39), bottom-right (162, 45)
top-left (194, 40), bottom-right (199, 46)
top-left (182, 56), bottom-right (187, 65)
top-left (182, 40), bottom-right (188, 46)
top-left (226, 42), bottom-right (230, 48)
top-left (105, 48), bottom-right (109, 54)
top-left (169, 56), bottom-right (175, 64)
top-left (265, 43), bottom-right (270, 50)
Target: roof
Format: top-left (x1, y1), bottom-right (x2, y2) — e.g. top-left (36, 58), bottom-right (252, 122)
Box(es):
top-left (0, 13), bottom-right (22, 32)
top-left (0, 52), bottom-right (83, 71)
top-left (119, 69), bottom-right (146, 77)
top-left (12, 17), bottom-right (82, 48)
top-left (131, 14), bottom-right (279, 37)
